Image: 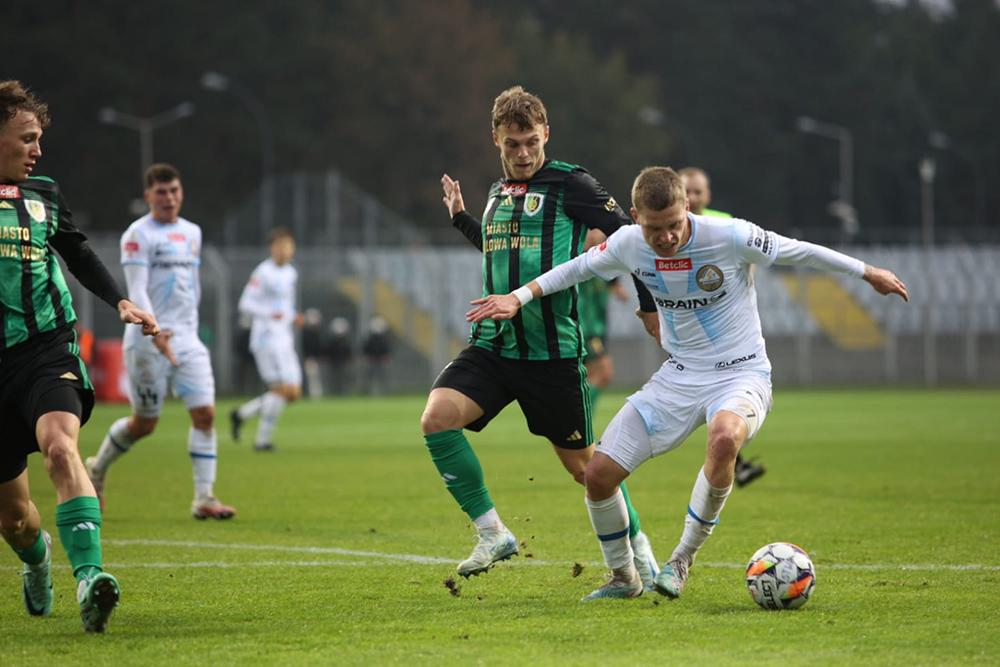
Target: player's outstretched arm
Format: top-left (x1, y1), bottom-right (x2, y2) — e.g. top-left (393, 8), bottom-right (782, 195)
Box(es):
top-left (117, 299), bottom-right (160, 336)
top-left (863, 265), bottom-right (909, 302)
top-left (467, 282), bottom-right (541, 323)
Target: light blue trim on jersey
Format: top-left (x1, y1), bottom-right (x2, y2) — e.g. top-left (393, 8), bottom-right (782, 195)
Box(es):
top-left (664, 310), bottom-right (679, 348)
top-left (121, 260), bottom-right (149, 266)
top-left (162, 271), bottom-right (177, 301)
top-left (695, 306), bottom-right (724, 344)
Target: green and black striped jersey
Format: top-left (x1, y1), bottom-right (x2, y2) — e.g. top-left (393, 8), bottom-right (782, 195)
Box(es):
top-left (578, 276), bottom-right (611, 341)
top-left (0, 176), bottom-right (124, 351)
top-left (459, 160), bottom-right (631, 360)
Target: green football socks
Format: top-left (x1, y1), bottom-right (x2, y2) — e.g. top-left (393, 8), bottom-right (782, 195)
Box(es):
top-left (55, 496), bottom-right (104, 582)
top-left (13, 528), bottom-right (47, 566)
top-left (425, 429), bottom-right (495, 521)
top-left (620, 481), bottom-right (642, 539)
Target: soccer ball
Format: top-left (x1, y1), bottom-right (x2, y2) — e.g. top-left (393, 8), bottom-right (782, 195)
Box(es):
top-left (745, 542), bottom-right (816, 610)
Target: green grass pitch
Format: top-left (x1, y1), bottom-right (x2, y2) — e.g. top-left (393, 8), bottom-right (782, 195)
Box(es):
top-left (3, 389), bottom-right (999, 665)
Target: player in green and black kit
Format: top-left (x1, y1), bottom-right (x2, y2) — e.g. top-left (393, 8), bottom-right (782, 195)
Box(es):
top-left (423, 86), bottom-right (659, 587)
top-left (0, 81), bottom-right (158, 632)
top-left (578, 229), bottom-right (629, 414)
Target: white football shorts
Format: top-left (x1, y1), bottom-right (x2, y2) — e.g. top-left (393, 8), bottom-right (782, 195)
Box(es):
top-left (124, 336), bottom-right (216, 417)
top-left (596, 365), bottom-right (773, 473)
top-left (252, 341), bottom-right (302, 386)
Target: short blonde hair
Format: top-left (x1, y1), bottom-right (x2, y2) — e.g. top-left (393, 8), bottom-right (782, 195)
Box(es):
top-left (631, 166), bottom-right (686, 212)
top-left (491, 86), bottom-right (548, 131)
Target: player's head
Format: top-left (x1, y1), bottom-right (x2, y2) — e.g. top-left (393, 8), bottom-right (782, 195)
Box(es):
top-left (0, 81), bottom-right (49, 183)
top-left (491, 86), bottom-right (549, 181)
top-left (630, 166), bottom-right (690, 258)
top-left (268, 226), bottom-right (295, 265)
top-left (144, 163), bottom-right (184, 223)
top-left (678, 166), bottom-right (711, 215)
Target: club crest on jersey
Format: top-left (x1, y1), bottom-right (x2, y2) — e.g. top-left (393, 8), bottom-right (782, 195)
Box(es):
top-left (24, 199), bottom-right (46, 223)
top-left (0, 185), bottom-right (20, 199)
top-left (524, 193), bottom-right (544, 216)
top-left (500, 183), bottom-right (528, 197)
top-left (696, 264), bottom-right (724, 292)
top-left (604, 197), bottom-right (617, 212)
top-left (656, 258), bottom-right (692, 271)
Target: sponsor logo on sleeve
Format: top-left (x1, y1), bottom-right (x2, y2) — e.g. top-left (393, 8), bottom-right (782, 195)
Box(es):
top-left (0, 185), bottom-right (21, 199)
top-left (500, 183), bottom-right (528, 197)
top-left (598, 241), bottom-right (608, 252)
top-left (123, 241), bottom-right (140, 255)
top-left (524, 192), bottom-right (545, 216)
top-left (656, 257), bottom-right (693, 271)
top-left (604, 197), bottom-right (617, 212)
top-left (695, 264), bottom-right (724, 291)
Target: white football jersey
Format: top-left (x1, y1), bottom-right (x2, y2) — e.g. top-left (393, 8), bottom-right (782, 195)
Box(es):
top-left (120, 215), bottom-right (202, 348)
top-left (543, 214), bottom-right (864, 374)
top-left (238, 258), bottom-right (298, 351)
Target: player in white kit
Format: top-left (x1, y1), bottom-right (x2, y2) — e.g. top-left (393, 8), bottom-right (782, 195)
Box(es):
top-left (468, 166), bottom-right (909, 600)
top-left (85, 164), bottom-right (236, 520)
top-left (230, 227), bottom-right (302, 451)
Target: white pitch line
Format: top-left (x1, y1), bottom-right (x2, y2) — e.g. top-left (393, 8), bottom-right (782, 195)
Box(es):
top-left (104, 538), bottom-right (1000, 573)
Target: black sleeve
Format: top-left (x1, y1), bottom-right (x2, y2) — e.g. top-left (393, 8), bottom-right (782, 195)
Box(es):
top-left (452, 211), bottom-right (483, 251)
top-left (632, 275), bottom-right (656, 312)
top-left (564, 171), bottom-right (656, 311)
top-left (563, 170), bottom-right (631, 236)
top-left (48, 191), bottom-right (127, 310)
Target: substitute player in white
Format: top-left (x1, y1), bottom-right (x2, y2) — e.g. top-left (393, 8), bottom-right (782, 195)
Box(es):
top-left (469, 166), bottom-right (908, 600)
top-left (86, 164), bottom-right (236, 520)
top-left (230, 227), bottom-right (302, 451)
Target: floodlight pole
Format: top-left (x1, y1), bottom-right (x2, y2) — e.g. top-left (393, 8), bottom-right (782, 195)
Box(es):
top-left (796, 116), bottom-right (856, 241)
top-left (201, 71), bottom-right (275, 236)
top-left (919, 156), bottom-right (937, 387)
top-left (98, 103), bottom-right (195, 183)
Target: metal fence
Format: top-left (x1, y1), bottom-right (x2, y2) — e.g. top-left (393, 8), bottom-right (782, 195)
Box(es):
top-left (68, 170), bottom-right (1000, 397)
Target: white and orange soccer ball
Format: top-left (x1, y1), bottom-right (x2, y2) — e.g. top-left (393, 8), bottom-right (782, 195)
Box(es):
top-left (745, 542), bottom-right (816, 610)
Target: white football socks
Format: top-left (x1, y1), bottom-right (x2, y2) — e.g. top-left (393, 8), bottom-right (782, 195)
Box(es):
top-left (188, 427), bottom-right (218, 499)
top-left (256, 392), bottom-right (287, 446)
top-left (671, 466), bottom-right (732, 564)
top-left (472, 507), bottom-right (504, 532)
top-left (93, 417), bottom-right (138, 472)
top-left (586, 489), bottom-right (634, 570)
top-left (237, 395), bottom-right (264, 420)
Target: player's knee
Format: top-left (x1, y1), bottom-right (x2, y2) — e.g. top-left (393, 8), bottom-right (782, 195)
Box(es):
top-left (420, 405), bottom-right (458, 435)
top-left (190, 407), bottom-right (215, 431)
top-left (0, 501), bottom-right (30, 535)
top-left (584, 460), bottom-right (618, 499)
top-left (130, 416), bottom-right (158, 438)
top-left (42, 437), bottom-right (79, 474)
top-left (707, 428), bottom-right (741, 463)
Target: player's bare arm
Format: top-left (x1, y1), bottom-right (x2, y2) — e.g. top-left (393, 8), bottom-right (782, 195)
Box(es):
top-left (635, 308), bottom-right (660, 341)
top-left (863, 265), bottom-right (909, 302)
top-left (441, 173), bottom-right (465, 216)
top-left (467, 281), bottom-right (543, 323)
top-left (152, 329), bottom-right (178, 366)
top-left (117, 299), bottom-right (159, 336)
